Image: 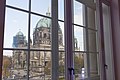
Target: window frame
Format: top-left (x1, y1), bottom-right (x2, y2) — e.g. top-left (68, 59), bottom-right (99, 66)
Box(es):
top-left (0, 0), bottom-right (106, 80)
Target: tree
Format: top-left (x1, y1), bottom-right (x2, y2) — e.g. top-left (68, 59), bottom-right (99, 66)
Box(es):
top-left (74, 55), bottom-right (84, 74)
top-left (2, 56), bottom-right (11, 78)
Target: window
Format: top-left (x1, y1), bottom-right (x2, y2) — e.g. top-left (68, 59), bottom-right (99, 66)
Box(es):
top-left (2, 0), bottom-right (99, 80)
top-left (73, 0), bottom-right (99, 79)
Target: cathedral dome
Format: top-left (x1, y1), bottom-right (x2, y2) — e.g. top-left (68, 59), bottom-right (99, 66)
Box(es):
top-left (36, 17), bottom-right (51, 28)
top-left (36, 11), bottom-right (51, 28)
top-left (33, 11), bottom-right (63, 46)
top-left (35, 12), bottom-right (62, 33)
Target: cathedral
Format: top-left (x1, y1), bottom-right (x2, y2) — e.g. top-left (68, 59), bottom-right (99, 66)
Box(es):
top-left (12, 11), bottom-right (80, 78)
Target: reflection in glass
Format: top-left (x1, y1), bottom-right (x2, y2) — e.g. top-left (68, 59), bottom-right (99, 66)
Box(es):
top-left (58, 0), bottom-right (64, 20)
top-left (4, 8), bottom-right (28, 48)
top-left (88, 29), bottom-right (98, 52)
top-left (87, 7), bottom-right (97, 30)
top-left (74, 26), bottom-right (84, 51)
top-left (2, 50), bottom-right (27, 79)
top-left (74, 52), bottom-right (86, 79)
top-left (89, 53), bottom-right (100, 79)
top-left (31, 0), bottom-right (51, 16)
top-left (6, 0), bottom-right (29, 10)
top-left (74, 0), bottom-right (84, 26)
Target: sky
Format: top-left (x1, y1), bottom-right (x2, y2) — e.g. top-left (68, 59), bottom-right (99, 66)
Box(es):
top-left (4, 0), bottom-right (84, 56)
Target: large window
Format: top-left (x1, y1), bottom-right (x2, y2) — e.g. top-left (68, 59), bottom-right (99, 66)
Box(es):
top-left (2, 0), bottom-right (99, 80)
top-left (73, 0), bottom-right (99, 79)
top-left (3, 0), bottom-right (53, 79)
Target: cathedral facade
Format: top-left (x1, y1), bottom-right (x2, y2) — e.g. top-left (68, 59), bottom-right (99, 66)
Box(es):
top-left (12, 11), bottom-right (65, 77)
top-left (12, 11), bottom-right (80, 78)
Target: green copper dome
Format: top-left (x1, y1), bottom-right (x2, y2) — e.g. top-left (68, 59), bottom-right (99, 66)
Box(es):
top-left (33, 11), bottom-right (63, 46)
top-left (36, 11), bottom-right (51, 28)
top-left (36, 17), bottom-right (51, 28)
top-left (35, 12), bottom-right (62, 32)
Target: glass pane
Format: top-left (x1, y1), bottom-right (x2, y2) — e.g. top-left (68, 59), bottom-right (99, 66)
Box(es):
top-left (31, 0), bottom-right (51, 17)
top-left (88, 29), bottom-right (98, 52)
top-left (74, 0), bottom-right (84, 26)
top-left (29, 51), bottom-right (51, 79)
top-left (4, 8), bottom-right (28, 49)
top-left (87, 7), bottom-right (97, 30)
top-left (58, 21), bottom-right (64, 51)
top-left (58, 0), bottom-right (64, 20)
top-left (74, 52), bottom-right (88, 79)
top-left (31, 14), bottom-right (51, 50)
top-left (89, 53), bottom-right (100, 79)
top-left (74, 26), bottom-right (85, 51)
top-left (2, 50), bottom-right (27, 79)
top-left (6, 0), bottom-right (29, 10)
top-left (59, 52), bottom-right (65, 80)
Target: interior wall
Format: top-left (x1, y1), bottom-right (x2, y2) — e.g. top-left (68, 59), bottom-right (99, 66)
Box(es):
top-left (111, 0), bottom-right (120, 80)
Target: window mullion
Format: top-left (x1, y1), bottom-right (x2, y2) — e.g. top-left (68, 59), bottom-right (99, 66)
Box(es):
top-left (51, 0), bottom-right (59, 80)
top-left (83, 5), bottom-right (91, 79)
top-left (27, 0), bottom-right (31, 80)
top-left (64, 0), bottom-right (74, 80)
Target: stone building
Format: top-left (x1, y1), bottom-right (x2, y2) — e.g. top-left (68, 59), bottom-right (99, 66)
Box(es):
top-left (12, 11), bottom-right (81, 77)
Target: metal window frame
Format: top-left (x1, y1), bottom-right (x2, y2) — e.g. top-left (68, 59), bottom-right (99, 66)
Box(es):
top-left (96, 0), bottom-right (115, 80)
top-left (26, 0), bottom-right (31, 79)
top-left (76, 0), bottom-right (96, 10)
top-left (73, 0), bottom-right (99, 80)
top-left (64, 0), bottom-right (74, 80)
top-left (96, 0), bottom-right (106, 80)
top-left (3, 1), bottom-right (53, 80)
top-left (84, 5), bottom-right (91, 79)
top-left (51, 0), bottom-right (59, 79)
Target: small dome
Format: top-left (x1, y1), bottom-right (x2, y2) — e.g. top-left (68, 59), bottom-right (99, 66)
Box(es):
top-left (16, 31), bottom-right (24, 36)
